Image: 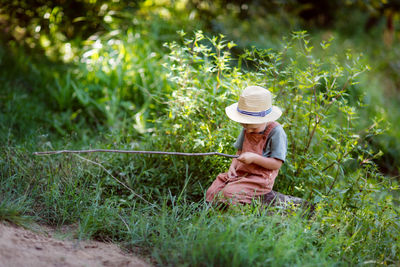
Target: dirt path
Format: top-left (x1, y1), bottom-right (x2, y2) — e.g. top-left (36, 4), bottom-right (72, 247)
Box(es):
top-left (0, 222), bottom-right (151, 267)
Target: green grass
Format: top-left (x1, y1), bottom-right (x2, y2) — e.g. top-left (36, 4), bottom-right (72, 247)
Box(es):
top-left (122, 202), bottom-right (339, 267)
top-left (1, 135), bottom-right (398, 265)
top-left (0, 197), bottom-right (33, 226)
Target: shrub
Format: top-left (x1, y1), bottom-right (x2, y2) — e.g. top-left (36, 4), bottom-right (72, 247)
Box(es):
top-left (154, 31), bottom-right (385, 202)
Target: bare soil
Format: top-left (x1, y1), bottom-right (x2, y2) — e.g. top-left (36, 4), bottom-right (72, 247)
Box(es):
top-left (0, 222), bottom-right (151, 267)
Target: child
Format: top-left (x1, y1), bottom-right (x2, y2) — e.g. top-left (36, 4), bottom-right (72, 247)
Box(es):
top-left (206, 85), bottom-right (287, 205)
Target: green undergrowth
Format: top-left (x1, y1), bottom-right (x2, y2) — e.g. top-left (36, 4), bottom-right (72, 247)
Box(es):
top-left (1, 136), bottom-right (399, 265)
top-left (0, 143), bottom-right (398, 265)
top-left (1, 131), bottom-right (399, 264)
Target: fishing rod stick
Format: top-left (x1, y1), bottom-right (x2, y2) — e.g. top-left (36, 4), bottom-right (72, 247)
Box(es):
top-left (33, 149), bottom-right (239, 158)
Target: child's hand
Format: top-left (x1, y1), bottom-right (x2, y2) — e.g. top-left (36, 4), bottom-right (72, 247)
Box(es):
top-left (227, 164), bottom-right (237, 178)
top-left (237, 152), bottom-right (259, 164)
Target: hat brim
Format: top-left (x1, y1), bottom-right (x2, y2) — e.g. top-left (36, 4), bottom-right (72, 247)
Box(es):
top-left (225, 103), bottom-right (282, 124)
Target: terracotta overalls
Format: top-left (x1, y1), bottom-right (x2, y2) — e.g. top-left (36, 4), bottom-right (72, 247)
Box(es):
top-left (206, 122), bottom-right (280, 204)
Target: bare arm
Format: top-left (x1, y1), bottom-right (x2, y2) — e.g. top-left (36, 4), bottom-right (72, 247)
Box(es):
top-left (237, 152), bottom-right (283, 170)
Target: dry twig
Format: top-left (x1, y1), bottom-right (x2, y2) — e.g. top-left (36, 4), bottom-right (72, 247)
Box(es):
top-left (33, 149), bottom-right (238, 158)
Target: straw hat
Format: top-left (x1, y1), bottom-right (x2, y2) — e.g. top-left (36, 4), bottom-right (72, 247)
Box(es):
top-left (225, 86), bottom-right (282, 124)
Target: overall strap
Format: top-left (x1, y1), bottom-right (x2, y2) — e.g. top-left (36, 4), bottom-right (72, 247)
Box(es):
top-left (263, 121), bottom-right (280, 138)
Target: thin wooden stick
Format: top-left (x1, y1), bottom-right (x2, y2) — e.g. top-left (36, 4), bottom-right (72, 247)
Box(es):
top-left (33, 149), bottom-right (238, 158)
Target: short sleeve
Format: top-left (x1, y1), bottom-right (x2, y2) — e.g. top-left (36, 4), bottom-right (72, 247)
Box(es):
top-left (233, 129), bottom-right (245, 150)
top-left (263, 125), bottom-right (287, 162)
